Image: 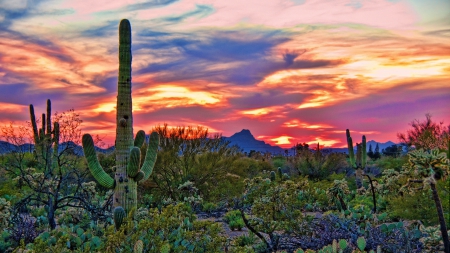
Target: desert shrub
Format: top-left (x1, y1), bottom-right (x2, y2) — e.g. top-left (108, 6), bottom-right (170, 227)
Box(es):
top-left (234, 232), bottom-right (258, 247)
top-left (387, 180), bottom-right (450, 227)
top-left (375, 155), bottom-right (408, 171)
top-left (9, 214), bottom-right (42, 246)
top-left (295, 150), bottom-right (347, 180)
top-left (0, 230), bottom-right (12, 253)
top-left (272, 156), bottom-right (286, 169)
top-left (238, 177), bottom-right (309, 252)
top-left (202, 202), bottom-right (218, 213)
top-left (298, 174), bottom-right (345, 212)
top-left (223, 210), bottom-right (245, 231)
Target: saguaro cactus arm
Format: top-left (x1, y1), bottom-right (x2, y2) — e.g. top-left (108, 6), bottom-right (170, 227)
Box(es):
top-left (134, 130), bottom-right (145, 148)
top-left (82, 134), bottom-right (115, 189)
top-left (127, 147), bottom-right (141, 178)
top-left (346, 129), bottom-right (355, 168)
top-left (140, 131), bottom-right (159, 181)
top-left (29, 105), bottom-right (40, 144)
top-left (362, 135), bottom-right (367, 168)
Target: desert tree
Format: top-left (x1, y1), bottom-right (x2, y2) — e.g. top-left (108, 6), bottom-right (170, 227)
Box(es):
top-left (401, 149), bottom-right (449, 252)
top-left (0, 100), bottom-right (110, 229)
top-left (149, 124), bottom-right (240, 203)
top-left (398, 113), bottom-right (449, 152)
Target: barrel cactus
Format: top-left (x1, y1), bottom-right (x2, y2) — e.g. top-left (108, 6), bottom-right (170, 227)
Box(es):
top-left (82, 19), bottom-right (159, 229)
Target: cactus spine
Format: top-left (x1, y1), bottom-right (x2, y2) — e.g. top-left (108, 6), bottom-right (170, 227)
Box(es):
top-left (82, 19), bottom-right (159, 228)
top-left (29, 99), bottom-right (60, 171)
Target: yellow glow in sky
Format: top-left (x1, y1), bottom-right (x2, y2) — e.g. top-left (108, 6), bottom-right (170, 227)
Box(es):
top-left (241, 108), bottom-right (271, 116)
top-left (0, 102), bottom-right (25, 113)
top-left (283, 119), bottom-right (333, 129)
top-left (271, 136), bottom-right (292, 145)
top-left (149, 85), bottom-right (221, 105)
top-left (307, 138), bottom-right (339, 147)
top-left (93, 102), bottom-right (116, 113)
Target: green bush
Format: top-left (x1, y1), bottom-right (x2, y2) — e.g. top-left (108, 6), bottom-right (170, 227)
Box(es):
top-left (375, 155), bottom-right (408, 171)
top-left (202, 202), bottom-right (218, 213)
top-left (223, 210), bottom-right (245, 231)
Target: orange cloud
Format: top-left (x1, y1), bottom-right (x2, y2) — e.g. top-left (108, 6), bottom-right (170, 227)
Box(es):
top-left (271, 136), bottom-right (292, 145)
top-left (282, 119), bottom-right (333, 129)
top-left (307, 137), bottom-right (340, 147)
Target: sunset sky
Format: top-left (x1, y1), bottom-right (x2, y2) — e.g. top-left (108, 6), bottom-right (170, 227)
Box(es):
top-left (0, 0), bottom-right (449, 148)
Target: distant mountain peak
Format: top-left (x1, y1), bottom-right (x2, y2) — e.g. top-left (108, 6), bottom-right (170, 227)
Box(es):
top-left (225, 129), bottom-right (284, 154)
top-left (232, 129), bottom-right (254, 137)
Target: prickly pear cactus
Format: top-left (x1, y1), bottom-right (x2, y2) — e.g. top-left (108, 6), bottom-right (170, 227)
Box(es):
top-left (357, 236), bottom-right (366, 251)
top-left (82, 19), bottom-right (159, 229)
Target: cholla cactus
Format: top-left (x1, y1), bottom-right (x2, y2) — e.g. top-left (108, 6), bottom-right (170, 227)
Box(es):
top-left (405, 148), bottom-right (448, 182)
top-left (326, 179), bottom-right (350, 211)
top-left (82, 19), bottom-right (159, 229)
top-left (402, 148), bottom-right (449, 253)
top-left (0, 198), bottom-right (11, 227)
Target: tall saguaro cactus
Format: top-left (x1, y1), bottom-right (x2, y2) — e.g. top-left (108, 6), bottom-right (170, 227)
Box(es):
top-left (346, 129), bottom-right (366, 189)
top-left (82, 19), bottom-right (159, 229)
top-left (30, 99), bottom-right (60, 171)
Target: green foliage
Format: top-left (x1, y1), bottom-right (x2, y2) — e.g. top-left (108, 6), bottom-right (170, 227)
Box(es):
top-left (382, 144), bottom-right (403, 158)
top-left (272, 156), bottom-right (286, 169)
top-left (374, 155), bottom-right (407, 171)
top-left (326, 179), bottom-right (350, 211)
top-left (294, 149), bottom-right (347, 180)
top-left (26, 223), bottom-right (104, 252)
top-left (0, 230), bottom-right (12, 252)
top-left (387, 180), bottom-right (450, 226)
top-left (233, 232), bottom-right (258, 248)
top-left (105, 203), bottom-right (226, 252)
top-left (240, 177), bottom-right (308, 250)
top-left (223, 210), bottom-right (245, 231)
top-left (150, 124), bottom-right (240, 204)
top-left (201, 202), bottom-right (218, 213)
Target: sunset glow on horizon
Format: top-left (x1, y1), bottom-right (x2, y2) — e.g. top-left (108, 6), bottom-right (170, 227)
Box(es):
top-left (1, 0), bottom-right (449, 149)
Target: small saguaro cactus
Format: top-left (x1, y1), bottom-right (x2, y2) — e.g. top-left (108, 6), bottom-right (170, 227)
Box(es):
top-left (346, 129), bottom-right (366, 188)
top-left (270, 171), bottom-right (276, 182)
top-left (82, 19), bottom-right (159, 230)
top-left (29, 99), bottom-right (60, 171)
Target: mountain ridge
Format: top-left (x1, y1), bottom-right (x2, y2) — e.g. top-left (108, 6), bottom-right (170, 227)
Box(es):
top-left (0, 129), bottom-right (399, 155)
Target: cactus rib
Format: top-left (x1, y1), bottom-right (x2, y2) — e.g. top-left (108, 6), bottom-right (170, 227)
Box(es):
top-left (82, 134), bottom-right (115, 189)
top-left (141, 131), bottom-right (159, 181)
